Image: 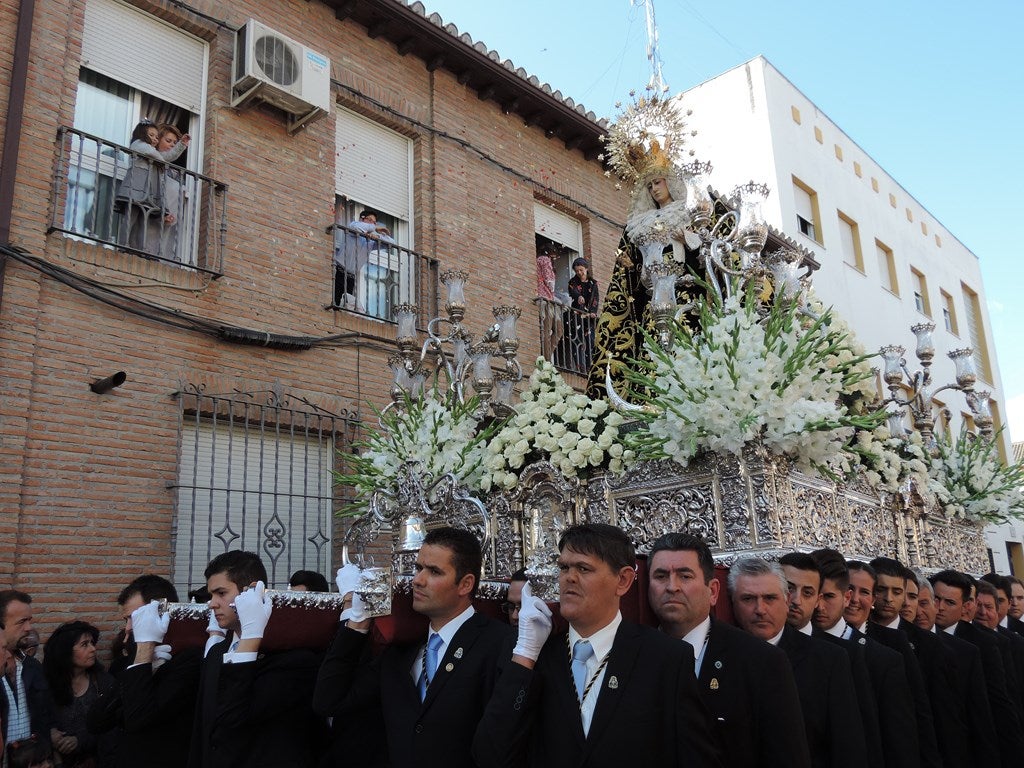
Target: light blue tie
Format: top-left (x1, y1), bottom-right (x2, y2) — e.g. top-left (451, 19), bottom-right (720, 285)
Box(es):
top-left (419, 633), bottom-right (443, 701)
top-left (571, 640), bottom-right (594, 700)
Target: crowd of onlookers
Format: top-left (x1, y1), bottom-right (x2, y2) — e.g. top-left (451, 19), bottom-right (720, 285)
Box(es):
top-left (3, 525), bottom-right (1023, 767)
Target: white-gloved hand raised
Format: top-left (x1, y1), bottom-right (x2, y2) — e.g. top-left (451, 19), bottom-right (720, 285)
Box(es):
top-left (234, 581), bottom-right (273, 641)
top-left (131, 600), bottom-right (169, 645)
top-left (511, 582), bottom-right (552, 662)
top-left (335, 564), bottom-right (363, 598)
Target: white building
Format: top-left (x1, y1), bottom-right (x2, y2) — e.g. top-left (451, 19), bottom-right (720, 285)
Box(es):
top-left (676, 56), bottom-right (1016, 574)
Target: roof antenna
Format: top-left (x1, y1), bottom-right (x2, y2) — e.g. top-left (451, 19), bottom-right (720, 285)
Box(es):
top-left (631, 0), bottom-right (668, 94)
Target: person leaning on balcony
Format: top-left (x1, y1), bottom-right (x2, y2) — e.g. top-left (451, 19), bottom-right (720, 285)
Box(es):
top-left (535, 242), bottom-right (564, 363)
top-left (567, 257), bottom-right (599, 370)
top-left (150, 124), bottom-right (187, 263)
top-left (334, 209), bottom-right (394, 310)
top-left (115, 119), bottom-right (189, 255)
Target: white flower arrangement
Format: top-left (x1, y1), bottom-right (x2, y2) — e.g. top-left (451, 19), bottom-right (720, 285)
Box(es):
top-left (480, 358), bottom-right (634, 492)
top-left (626, 286), bottom-right (886, 473)
top-left (336, 387), bottom-right (498, 516)
top-left (847, 426), bottom-right (934, 502)
top-left (927, 428), bottom-right (1024, 524)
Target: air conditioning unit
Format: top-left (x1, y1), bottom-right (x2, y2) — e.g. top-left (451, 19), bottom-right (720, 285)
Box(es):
top-left (232, 19), bottom-right (331, 133)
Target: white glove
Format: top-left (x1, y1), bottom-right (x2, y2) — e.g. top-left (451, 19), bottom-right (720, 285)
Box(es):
top-left (512, 582), bottom-right (552, 661)
top-left (234, 581), bottom-right (273, 641)
top-left (131, 600), bottom-right (169, 645)
top-left (153, 644), bottom-right (172, 670)
top-left (340, 592), bottom-right (367, 624)
top-left (335, 564), bottom-right (363, 597)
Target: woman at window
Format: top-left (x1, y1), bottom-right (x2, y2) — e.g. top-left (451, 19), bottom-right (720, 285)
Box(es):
top-left (567, 257), bottom-right (600, 371)
top-left (151, 124), bottom-right (186, 262)
top-left (115, 119), bottom-right (189, 255)
top-left (43, 621), bottom-right (117, 767)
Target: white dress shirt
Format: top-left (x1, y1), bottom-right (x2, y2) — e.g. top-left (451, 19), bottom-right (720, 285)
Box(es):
top-left (825, 616), bottom-right (854, 640)
top-left (410, 604), bottom-right (476, 684)
top-left (682, 616), bottom-right (711, 676)
top-left (568, 611), bottom-right (622, 736)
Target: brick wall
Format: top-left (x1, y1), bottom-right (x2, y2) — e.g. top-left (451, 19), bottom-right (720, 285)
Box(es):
top-left (0, 0), bottom-right (627, 639)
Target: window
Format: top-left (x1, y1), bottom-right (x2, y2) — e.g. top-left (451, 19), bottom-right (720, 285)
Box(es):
top-left (962, 284), bottom-right (993, 383)
top-left (876, 240), bottom-right (898, 294)
top-left (62, 0), bottom-right (209, 266)
top-left (792, 177), bottom-right (822, 244)
top-left (941, 290), bottom-right (958, 334)
top-left (910, 268), bottom-right (931, 316)
top-left (837, 212), bottom-right (863, 271)
top-left (334, 108), bottom-right (414, 320)
top-left (534, 203), bottom-right (592, 375)
top-left (172, 386), bottom-right (354, 593)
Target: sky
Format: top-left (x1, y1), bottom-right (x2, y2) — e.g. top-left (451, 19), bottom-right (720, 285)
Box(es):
top-left (420, 0), bottom-right (1024, 439)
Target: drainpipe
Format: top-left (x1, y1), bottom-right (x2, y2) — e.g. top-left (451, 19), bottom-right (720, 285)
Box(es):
top-left (0, 0), bottom-right (36, 311)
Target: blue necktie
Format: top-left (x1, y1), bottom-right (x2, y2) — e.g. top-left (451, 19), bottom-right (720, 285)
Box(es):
top-left (419, 633), bottom-right (443, 701)
top-left (571, 640), bottom-right (594, 700)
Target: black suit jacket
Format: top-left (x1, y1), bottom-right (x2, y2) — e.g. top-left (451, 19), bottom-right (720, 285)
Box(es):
top-left (0, 654), bottom-right (53, 747)
top-left (1007, 615), bottom-right (1024, 638)
top-left (474, 620), bottom-right (722, 768)
top-left (936, 629), bottom-right (1001, 768)
top-left (953, 620), bottom-right (1024, 766)
top-left (815, 628), bottom-right (893, 768)
top-left (700, 620), bottom-right (810, 768)
top-left (777, 626), bottom-right (866, 768)
top-left (188, 638), bottom-right (325, 768)
top-left (865, 621), bottom-right (941, 768)
top-left (994, 622), bottom-right (1024, 709)
top-left (314, 612), bottom-right (514, 768)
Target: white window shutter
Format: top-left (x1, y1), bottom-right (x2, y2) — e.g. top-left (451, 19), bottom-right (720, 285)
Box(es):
top-left (82, 0), bottom-right (207, 112)
top-left (335, 108), bottom-right (412, 221)
top-left (793, 185), bottom-right (813, 221)
top-left (533, 202), bottom-right (582, 252)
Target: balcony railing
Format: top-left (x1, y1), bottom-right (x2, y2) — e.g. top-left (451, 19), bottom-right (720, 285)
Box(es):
top-left (51, 126), bottom-right (228, 276)
top-left (538, 299), bottom-right (597, 377)
top-left (331, 222), bottom-right (439, 328)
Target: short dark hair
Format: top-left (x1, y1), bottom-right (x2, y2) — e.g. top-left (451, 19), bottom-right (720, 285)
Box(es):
top-left (558, 523), bottom-right (636, 572)
top-left (204, 550), bottom-right (268, 591)
top-left (358, 209), bottom-right (377, 219)
top-left (779, 552), bottom-right (822, 589)
top-left (289, 570), bottom-right (330, 592)
top-left (510, 568), bottom-right (528, 583)
top-left (649, 532), bottom-right (714, 583)
top-left (847, 560), bottom-right (877, 588)
top-left (930, 569), bottom-right (973, 602)
top-left (117, 575), bottom-right (179, 606)
top-left (813, 554), bottom-right (850, 592)
top-left (423, 526), bottom-right (483, 597)
top-left (980, 572), bottom-right (1011, 601)
top-left (975, 579), bottom-right (999, 602)
top-left (905, 569), bottom-right (921, 588)
top-left (130, 119), bottom-right (155, 143)
top-left (43, 621), bottom-right (102, 706)
top-left (0, 590), bottom-right (31, 624)
top-left (869, 557), bottom-right (909, 581)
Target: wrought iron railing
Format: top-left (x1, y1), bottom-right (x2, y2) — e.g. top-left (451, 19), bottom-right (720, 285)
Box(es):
top-left (51, 126), bottom-right (228, 276)
top-left (331, 222), bottom-right (439, 328)
top-left (538, 299), bottom-right (597, 377)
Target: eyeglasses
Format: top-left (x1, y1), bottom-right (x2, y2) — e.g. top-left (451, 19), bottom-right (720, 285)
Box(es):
top-left (500, 602), bottom-right (522, 615)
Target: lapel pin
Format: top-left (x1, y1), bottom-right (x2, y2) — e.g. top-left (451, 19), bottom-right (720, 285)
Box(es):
top-left (710, 678), bottom-right (719, 690)
top-left (858, 637), bottom-right (866, 645)
top-left (607, 676), bottom-right (618, 689)
top-left (453, 647), bottom-right (464, 659)
top-left (445, 663), bottom-right (454, 672)
top-left (714, 660), bottom-right (723, 669)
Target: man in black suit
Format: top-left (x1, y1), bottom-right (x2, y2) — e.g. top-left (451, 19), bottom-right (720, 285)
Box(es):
top-left (475, 523), bottom-right (721, 767)
top-left (1007, 577), bottom-right (1024, 637)
top-left (981, 573), bottom-right (1024, 651)
top-left (847, 559), bottom-right (942, 768)
top-left (1, 590), bottom-right (54, 764)
top-left (932, 569), bottom-right (1024, 767)
top-left (646, 533), bottom-right (809, 768)
top-left (808, 550), bottom-right (915, 768)
top-left (87, 575), bottom-right (201, 768)
top-left (975, 579), bottom-right (1024, 710)
top-left (188, 550), bottom-right (325, 768)
top-left (316, 526), bottom-right (512, 768)
top-left (729, 557), bottom-right (866, 768)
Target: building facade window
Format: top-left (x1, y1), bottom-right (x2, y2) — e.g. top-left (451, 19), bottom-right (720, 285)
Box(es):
top-left (875, 239), bottom-right (898, 295)
top-left (962, 284), bottom-right (993, 383)
top-left (941, 290), bottom-right (958, 334)
top-left (910, 268), bottom-right (930, 316)
top-left (792, 177), bottom-right (822, 244)
top-left (837, 212), bottom-right (863, 271)
top-left (334, 108), bottom-right (414, 320)
top-left (61, 0), bottom-right (210, 266)
top-left (171, 386), bottom-right (355, 594)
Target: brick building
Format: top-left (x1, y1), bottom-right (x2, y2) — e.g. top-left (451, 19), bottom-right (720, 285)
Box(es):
top-left (0, 0), bottom-right (627, 631)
